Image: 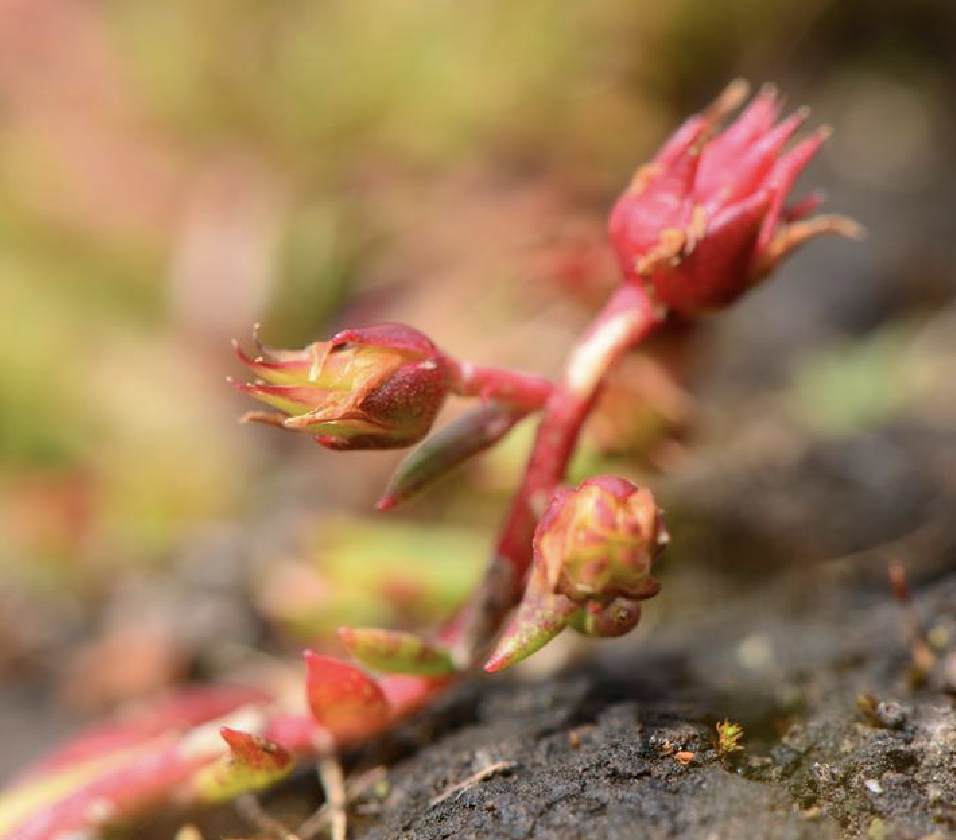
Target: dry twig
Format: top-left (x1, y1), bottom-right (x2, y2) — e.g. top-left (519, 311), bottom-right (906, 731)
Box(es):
top-left (297, 764), bottom-right (388, 840)
top-left (429, 755), bottom-right (517, 808)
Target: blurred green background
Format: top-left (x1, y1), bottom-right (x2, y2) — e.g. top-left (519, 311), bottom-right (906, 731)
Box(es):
top-left (0, 0), bottom-right (954, 772)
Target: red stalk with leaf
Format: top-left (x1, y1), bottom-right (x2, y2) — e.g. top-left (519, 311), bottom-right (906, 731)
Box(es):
top-left (0, 81), bottom-right (861, 840)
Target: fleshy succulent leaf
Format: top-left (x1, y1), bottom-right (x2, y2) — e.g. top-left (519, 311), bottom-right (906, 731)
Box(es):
top-left (338, 627), bottom-right (457, 676)
top-left (0, 740), bottom-right (217, 840)
top-left (304, 651), bottom-right (391, 744)
top-left (190, 728), bottom-right (294, 805)
top-left (377, 401), bottom-right (525, 510)
top-left (484, 592), bottom-right (578, 673)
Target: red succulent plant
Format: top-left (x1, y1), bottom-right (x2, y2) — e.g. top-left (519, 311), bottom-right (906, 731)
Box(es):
top-left (0, 81), bottom-right (862, 840)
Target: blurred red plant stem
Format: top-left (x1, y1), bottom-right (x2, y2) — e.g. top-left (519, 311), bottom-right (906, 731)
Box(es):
top-left (5, 740), bottom-right (215, 840)
top-left (454, 283), bottom-right (664, 663)
top-left (450, 362), bottom-right (554, 411)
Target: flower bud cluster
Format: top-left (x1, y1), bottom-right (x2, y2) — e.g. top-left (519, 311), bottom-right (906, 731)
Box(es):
top-left (609, 81), bottom-right (862, 316)
top-left (486, 477), bottom-right (668, 671)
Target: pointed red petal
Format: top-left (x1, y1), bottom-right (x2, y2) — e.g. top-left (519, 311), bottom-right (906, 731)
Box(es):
top-left (757, 128), bottom-right (828, 252)
top-left (707, 84), bottom-right (781, 165)
top-left (331, 323), bottom-right (440, 359)
top-left (710, 107), bottom-right (809, 211)
top-left (660, 189), bottom-right (770, 313)
top-left (782, 190), bottom-right (825, 223)
top-left (610, 121), bottom-right (705, 274)
top-left (653, 115), bottom-right (707, 170)
top-left (232, 341), bottom-right (312, 379)
top-left (655, 123), bottom-right (706, 204)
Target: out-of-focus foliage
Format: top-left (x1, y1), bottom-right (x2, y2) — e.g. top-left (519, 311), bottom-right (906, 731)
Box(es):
top-left (256, 516), bottom-right (486, 642)
top-left (789, 324), bottom-right (921, 436)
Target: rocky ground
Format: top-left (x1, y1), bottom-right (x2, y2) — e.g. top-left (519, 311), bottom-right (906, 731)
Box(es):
top-left (342, 562), bottom-right (955, 840)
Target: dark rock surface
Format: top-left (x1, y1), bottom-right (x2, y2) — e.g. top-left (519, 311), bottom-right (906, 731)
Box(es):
top-left (347, 568), bottom-right (955, 840)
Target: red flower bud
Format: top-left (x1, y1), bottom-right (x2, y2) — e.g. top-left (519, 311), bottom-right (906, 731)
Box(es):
top-left (535, 477), bottom-right (667, 603)
top-left (486, 477), bottom-right (668, 672)
top-left (232, 323), bottom-right (453, 450)
top-left (609, 80), bottom-right (863, 316)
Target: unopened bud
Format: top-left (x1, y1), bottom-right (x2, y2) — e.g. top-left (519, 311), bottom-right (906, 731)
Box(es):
top-left (536, 477), bottom-right (667, 603)
top-left (232, 323), bottom-right (453, 450)
top-left (608, 81), bottom-right (862, 315)
top-left (486, 477), bottom-right (667, 672)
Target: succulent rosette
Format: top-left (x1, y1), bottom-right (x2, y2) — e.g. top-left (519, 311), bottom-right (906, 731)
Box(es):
top-left (609, 80), bottom-right (863, 316)
top-left (232, 323), bottom-right (453, 450)
top-left (486, 477), bottom-right (668, 671)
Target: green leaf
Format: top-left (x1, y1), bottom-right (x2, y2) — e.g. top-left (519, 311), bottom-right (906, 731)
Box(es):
top-left (377, 401), bottom-right (525, 510)
top-left (484, 592), bottom-right (577, 673)
top-left (339, 627), bottom-right (457, 676)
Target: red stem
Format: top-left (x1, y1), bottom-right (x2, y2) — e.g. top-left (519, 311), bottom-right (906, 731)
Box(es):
top-left (450, 362), bottom-right (554, 412)
top-left (496, 283), bottom-right (662, 584)
top-left (449, 284), bottom-right (664, 663)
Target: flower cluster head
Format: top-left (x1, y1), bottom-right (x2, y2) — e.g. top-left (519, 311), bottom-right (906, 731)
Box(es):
top-left (486, 477), bottom-right (668, 671)
top-left (536, 476), bottom-right (666, 603)
top-left (609, 80), bottom-right (863, 316)
top-left (232, 323), bottom-right (453, 450)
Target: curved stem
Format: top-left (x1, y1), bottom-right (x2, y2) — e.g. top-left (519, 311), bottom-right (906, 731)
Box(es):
top-left (496, 283), bottom-right (662, 573)
top-left (452, 283), bottom-right (665, 663)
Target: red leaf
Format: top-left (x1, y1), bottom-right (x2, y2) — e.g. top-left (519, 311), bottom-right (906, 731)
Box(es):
top-left (304, 652), bottom-right (391, 744)
top-left (18, 685), bottom-right (272, 784)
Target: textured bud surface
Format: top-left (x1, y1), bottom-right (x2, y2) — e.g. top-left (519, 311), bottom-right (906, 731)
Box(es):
top-left (487, 477), bottom-right (668, 671)
top-left (536, 477), bottom-right (667, 603)
top-left (232, 323), bottom-right (452, 450)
